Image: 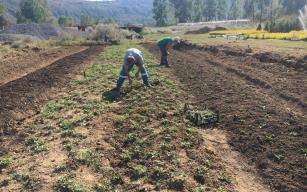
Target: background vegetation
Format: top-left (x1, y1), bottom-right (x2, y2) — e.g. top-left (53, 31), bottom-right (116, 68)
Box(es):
top-left (0, 0), bottom-right (155, 25)
top-left (152, 0), bottom-right (307, 32)
top-left (0, 0), bottom-right (307, 37)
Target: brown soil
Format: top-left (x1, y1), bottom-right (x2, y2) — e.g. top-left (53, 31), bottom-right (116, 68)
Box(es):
top-left (0, 46), bottom-right (88, 86)
top-left (202, 129), bottom-right (270, 192)
top-left (144, 42), bottom-right (307, 192)
top-left (185, 26), bottom-right (227, 35)
top-left (0, 46), bottom-right (104, 134)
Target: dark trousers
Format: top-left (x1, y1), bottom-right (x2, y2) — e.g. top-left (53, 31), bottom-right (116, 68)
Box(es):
top-left (159, 44), bottom-right (168, 66)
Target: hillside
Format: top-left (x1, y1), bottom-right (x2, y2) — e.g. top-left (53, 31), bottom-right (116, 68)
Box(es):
top-left (0, 0), bottom-right (154, 25)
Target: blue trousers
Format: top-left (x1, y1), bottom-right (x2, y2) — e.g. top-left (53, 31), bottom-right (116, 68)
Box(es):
top-left (116, 65), bottom-right (149, 88)
top-left (159, 44), bottom-right (168, 66)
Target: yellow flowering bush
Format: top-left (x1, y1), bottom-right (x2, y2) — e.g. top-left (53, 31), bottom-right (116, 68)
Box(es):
top-left (209, 29), bottom-right (307, 41)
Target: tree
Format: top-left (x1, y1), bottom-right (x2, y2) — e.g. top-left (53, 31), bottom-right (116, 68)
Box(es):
top-left (229, 0), bottom-right (240, 19)
top-left (170, 0), bottom-right (193, 23)
top-left (192, 0), bottom-right (203, 22)
top-left (18, 0), bottom-right (50, 23)
top-left (206, 0), bottom-right (218, 21)
top-left (80, 14), bottom-right (94, 27)
top-left (0, 3), bottom-right (9, 29)
top-left (244, 0), bottom-right (256, 20)
top-left (0, 3), bottom-right (5, 15)
top-left (280, 0), bottom-right (307, 14)
top-left (0, 15), bottom-right (9, 28)
top-left (216, 0), bottom-right (227, 20)
top-left (256, 0), bottom-right (271, 27)
top-left (58, 16), bottom-right (74, 27)
top-left (153, 0), bottom-right (175, 26)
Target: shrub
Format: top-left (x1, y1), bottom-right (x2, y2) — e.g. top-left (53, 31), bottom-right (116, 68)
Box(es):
top-left (265, 18), bottom-right (302, 33)
top-left (11, 41), bottom-right (24, 49)
top-left (91, 23), bottom-right (133, 42)
top-left (57, 32), bottom-right (76, 41)
top-left (58, 16), bottom-right (74, 27)
top-left (0, 15), bottom-right (9, 28)
top-left (23, 37), bottom-right (33, 44)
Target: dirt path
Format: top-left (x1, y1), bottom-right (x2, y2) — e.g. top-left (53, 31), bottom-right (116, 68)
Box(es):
top-left (0, 46), bottom-right (104, 134)
top-left (144, 42), bottom-right (307, 192)
top-left (201, 129), bottom-right (271, 192)
top-left (0, 46), bottom-right (88, 86)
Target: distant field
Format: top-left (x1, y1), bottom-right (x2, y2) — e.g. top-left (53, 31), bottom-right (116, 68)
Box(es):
top-left (151, 22), bottom-right (257, 33)
top-left (145, 31), bottom-right (307, 57)
top-left (209, 29), bottom-right (307, 40)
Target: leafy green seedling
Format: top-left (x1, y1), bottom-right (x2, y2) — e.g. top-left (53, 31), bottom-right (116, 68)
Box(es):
top-left (0, 157), bottom-right (11, 169)
top-left (25, 137), bottom-right (47, 153)
top-left (55, 176), bottom-right (86, 192)
top-left (132, 165), bottom-right (146, 179)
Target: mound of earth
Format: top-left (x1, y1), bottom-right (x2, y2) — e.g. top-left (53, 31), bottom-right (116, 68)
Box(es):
top-left (0, 45), bottom-right (104, 133)
top-left (185, 26), bottom-right (227, 34)
top-left (0, 23), bottom-right (62, 40)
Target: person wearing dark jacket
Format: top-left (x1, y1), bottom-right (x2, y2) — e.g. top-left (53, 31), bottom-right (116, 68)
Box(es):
top-left (158, 37), bottom-right (180, 67)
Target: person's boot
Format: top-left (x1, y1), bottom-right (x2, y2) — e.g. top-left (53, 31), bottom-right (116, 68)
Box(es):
top-left (112, 86), bottom-right (121, 92)
top-left (142, 75), bottom-right (150, 87)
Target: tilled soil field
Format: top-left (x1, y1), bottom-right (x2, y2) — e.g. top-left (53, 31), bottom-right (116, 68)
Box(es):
top-left (0, 46), bottom-right (104, 134)
top-left (144, 42), bottom-right (307, 192)
top-left (0, 46), bottom-right (88, 86)
top-left (1, 42), bottom-right (252, 192)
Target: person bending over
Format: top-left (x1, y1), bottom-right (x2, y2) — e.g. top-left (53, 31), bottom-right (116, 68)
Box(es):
top-left (115, 48), bottom-right (149, 91)
top-left (158, 37), bottom-right (180, 67)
